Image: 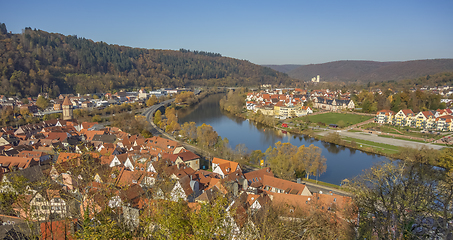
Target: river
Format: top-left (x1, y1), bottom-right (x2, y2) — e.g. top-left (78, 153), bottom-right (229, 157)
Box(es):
top-left (178, 94), bottom-right (389, 185)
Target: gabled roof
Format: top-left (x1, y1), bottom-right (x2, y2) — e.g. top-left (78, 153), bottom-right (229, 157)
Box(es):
top-left (177, 151), bottom-right (199, 162)
top-left (80, 122), bottom-right (98, 130)
top-left (45, 132), bottom-right (69, 141)
top-left (244, 167), bottom-right (273, 185)
top-left (92, 134), bottom-right (116, 143)
top-left (0, 156), bottom-right (38, 170)
top-left (262, 175), bottom-right (310, 196)
top-left (401, 109), bottom-right (415, 116)
top-left (377, 109), bottom-right (395, 115)
top-left (17, 151), bottom-right (47, 159)
top-left (57, 153), bottom-right (80, 164)
top-left (115, 167), bottom-right (143, 187)
top-left (421, 111), bottom-right (435, 118)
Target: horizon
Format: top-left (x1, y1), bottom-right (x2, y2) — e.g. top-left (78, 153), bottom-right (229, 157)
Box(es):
top-left (2, 0), bottom-right (453, 65)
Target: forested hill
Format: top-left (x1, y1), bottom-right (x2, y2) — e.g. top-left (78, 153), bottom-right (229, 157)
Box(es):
top-left (267, 59), bottom-right (453, 83)
top-left (0, 24), bottom-right (292, 98)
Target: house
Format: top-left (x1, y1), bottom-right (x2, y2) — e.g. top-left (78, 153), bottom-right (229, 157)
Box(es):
top-left (212, 157), bottom-right (241, 178)
top-left (414, 111), bottom-right (435, 129)
top-left (269, 191), bottom-right (354, 220)
top-left (0, 156), bottom-right (38, 173)
top-left (375, 110), bottom-right (395, 124)
top-left (170, 175), bottom-right (200, 202)
top-left (296, 106), bottom-right (313, 117)
top-left (56, 153), bottom-right (80, 164)
top-left (17, 151), bottom-right (51, 164)
top-left (40, 219), bottom-right (76, 240)
top-left (313, 97), bottom-right (355, 111)
top-left (0, 165), bottom-right (46, 193)
top-left (108, 154), bottom-right (134, 170)
top-left (261, 175), bottom-right (312, 196)
top-left (146, 136), bottom-right (185, 154)
top-left (174, 151), bottom-right (200, 171)
top-left (244, 167), bottom-right (273, 190)
top-left (13, 190), bottom-right (69, 221)
top-left (254, 105), bottom-right (274, 116)
top-left (393, 109), bottom-right (415, 127)
top-left (435, 115), bottom-right (453, 131)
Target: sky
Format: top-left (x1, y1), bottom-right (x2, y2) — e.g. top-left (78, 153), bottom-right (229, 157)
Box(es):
top-left (2, 0), bottom-right (453, 65)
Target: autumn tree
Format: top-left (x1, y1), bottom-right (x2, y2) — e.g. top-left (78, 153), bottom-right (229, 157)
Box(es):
top-left (348, 147), bottom-right (453, 239)
top-left (180, 121), bottom-right (197, 140)
top-left (266, 142), bottom-right (326, 181)
top-left (265, 142), bottom-right (298, 180)
top-left (295, 144), bottom-right (327, 179)
top-left (248, 149), bottom-right (265, 166)
top-left (146, 95), bottom-right (157, 107)
top-left (153, 109), bottom-right (162, 126)
top-left (196, 123), bottom-right (218, 148)
top-left (175, 91), bottom-right (197, 105)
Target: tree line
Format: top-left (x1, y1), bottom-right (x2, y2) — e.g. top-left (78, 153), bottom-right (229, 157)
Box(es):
top-left (353, 88), bottom-right (446, 113)
top-left (0, 23), bottom-right (291, 98)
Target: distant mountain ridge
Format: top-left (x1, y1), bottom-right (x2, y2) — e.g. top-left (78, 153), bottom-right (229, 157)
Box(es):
top-left (265, 59), bottom-right (453, 83)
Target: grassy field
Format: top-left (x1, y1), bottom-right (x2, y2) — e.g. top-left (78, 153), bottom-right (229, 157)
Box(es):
top-left (341, 136), bottom-right (401, 154)
top-left (378, 134), bottom-right (428, 143)
top-left (296, 113), bottom-right (372, 127)
top-left (361, 122), bottom-right (445, 140)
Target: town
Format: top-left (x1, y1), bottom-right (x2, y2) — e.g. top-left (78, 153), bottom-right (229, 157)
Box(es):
top-left (0, 94), bottom-right (355, 238)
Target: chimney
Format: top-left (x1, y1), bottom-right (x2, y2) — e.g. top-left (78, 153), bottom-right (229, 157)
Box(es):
top-left (297, 178), bottom-right (301, 184)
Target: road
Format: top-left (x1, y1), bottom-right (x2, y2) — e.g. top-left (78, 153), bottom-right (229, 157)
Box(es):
top-left (142, 99), bottom-right (175, 136)
top-left (141, 99), bottom-right (212, 157)
top-left (317, 128), bottom-right (444, 150)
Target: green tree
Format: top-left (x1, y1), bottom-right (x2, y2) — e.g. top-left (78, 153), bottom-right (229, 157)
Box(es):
top-left (91, 114), bottom-right (102, 122)
top-left (36, 96), bottom-right (49, 110)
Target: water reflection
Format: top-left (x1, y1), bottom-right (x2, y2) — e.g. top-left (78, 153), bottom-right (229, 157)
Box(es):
top-left (178, 93), bottom-right (390, 185)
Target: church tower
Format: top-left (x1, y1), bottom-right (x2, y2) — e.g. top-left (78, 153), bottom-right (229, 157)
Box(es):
top-left (62, 96), bottom-right (73, 120)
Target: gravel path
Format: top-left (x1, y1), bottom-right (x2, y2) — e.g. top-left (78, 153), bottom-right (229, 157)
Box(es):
top-left (318, 129), bottom-right (444, 150)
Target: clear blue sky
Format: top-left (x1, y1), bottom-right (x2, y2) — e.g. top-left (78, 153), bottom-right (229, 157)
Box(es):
top-left (2, 0), bottom-right (453, 65)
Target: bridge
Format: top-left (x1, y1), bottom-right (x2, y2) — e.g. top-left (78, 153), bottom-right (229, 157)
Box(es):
top-left (142, 99), bottom-right (175, 136)
top-left (33, 110), bottom-right (63, 117)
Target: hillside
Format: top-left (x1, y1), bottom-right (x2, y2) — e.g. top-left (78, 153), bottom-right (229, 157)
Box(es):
top-left (267, 59), bottom-right (453, 83)
top-left (0, 23), bottom-right (292, 98)
top-left (262, 64), bottom-right (301, 73)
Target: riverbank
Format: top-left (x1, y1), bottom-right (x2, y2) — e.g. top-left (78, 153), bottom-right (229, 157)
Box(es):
top-left (220, 108), bottom-right (402, 158)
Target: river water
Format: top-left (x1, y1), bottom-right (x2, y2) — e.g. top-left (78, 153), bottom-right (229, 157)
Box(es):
top-left (178, 94), bottom-right (389, 185)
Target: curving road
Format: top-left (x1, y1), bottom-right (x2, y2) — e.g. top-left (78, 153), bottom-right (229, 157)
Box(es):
top-left (142, 99), bottom-right (175, 136)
